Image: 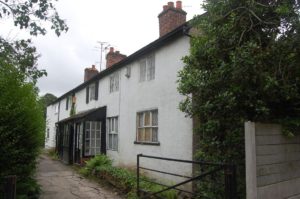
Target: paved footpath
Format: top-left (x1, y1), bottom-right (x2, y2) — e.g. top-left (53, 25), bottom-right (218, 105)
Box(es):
top-left (36, 154), bottom-right (123, 199)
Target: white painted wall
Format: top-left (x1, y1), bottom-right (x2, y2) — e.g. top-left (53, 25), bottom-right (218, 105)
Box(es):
top-left (46, 36), bottom-right (193, 183)
top-left (45, 103), bottom-right (59, 148)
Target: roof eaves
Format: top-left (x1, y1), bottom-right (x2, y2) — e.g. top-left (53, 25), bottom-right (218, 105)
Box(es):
top-left (49, 22), bottom-right (192, 106)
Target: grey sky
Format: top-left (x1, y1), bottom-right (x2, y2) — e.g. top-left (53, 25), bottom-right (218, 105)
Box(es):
top-left (1, 0), bottom-right (204, 97)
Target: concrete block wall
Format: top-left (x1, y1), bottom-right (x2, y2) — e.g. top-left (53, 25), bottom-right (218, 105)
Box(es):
top-left (245, 122), bottom-right (300, 199)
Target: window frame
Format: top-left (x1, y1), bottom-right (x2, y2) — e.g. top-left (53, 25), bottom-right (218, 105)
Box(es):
top-left (109, 72), bottom-right (119, 93)
top-left (84, 121), bottom-right (101, 156)
top-left (107, 116), bottom-right (119, 151)
top-left (135, 109), bottom-right (159, 145)
top-left (89, 84), bottom-right (95, 101)
top-left (86, 81), bottom-right (98, 104)
top-left (139, 54), bottom-right (155, 82)
top-left (54, 104), bottom-right (59, 114)
top-left (46, 128), bottom-right (50, 139)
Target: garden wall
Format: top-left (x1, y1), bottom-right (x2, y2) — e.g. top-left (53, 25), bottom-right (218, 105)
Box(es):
top-left (245, 122), bottom-right (300, 199)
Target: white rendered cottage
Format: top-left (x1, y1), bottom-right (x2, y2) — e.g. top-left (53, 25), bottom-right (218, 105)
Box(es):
top-left (45, 1), bottom-right (195, 184)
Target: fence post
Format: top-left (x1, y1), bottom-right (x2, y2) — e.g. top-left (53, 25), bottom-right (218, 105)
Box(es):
top-left (3, 175), bottom-right (16, 199)
top-left (224, 165), bottom-right (237, 199)
top-left (137, 154), bottom-right (141, 197)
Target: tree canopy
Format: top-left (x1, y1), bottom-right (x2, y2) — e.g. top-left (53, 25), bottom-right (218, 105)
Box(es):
top-left (39, 93), bottom-right (57, 118)
top-left (0, 0), bottom-right (66, 197)
top-left (178, 0), bottom-right (300, 197)
top-left (0, 62), bottom-right (45, 198)
top-left (0, 0), bottom-right (68, 36)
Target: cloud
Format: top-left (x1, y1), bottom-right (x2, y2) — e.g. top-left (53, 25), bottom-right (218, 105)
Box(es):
top-left (1, 0), bottom-right (204, 97)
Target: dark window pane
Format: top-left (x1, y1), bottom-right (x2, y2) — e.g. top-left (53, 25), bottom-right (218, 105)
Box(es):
top-left (152, 110), bottom-right (158, 126)
top-left (152, 128), bottom-right (158, 142)
top-left (96, 122), bottom-right (101, 130)
top-left (144, 112), bottom-right (150, 126)
top-left (145, 128), bottom-right (151, 141)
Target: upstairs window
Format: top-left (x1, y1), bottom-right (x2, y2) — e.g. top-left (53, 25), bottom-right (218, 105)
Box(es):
top-left (89, 84), bottom-right (95, 101)
top-left (46, 128), bottom-right (50, 139)
top-left (86, 81), bottom-right (99, 104)
top-left (65, 96), bottom-right (71, 110)
top-left (136, 109), bottom-right (158, 143)
top-left (54, 104), bottom-right (59, 114)
top-left (109, 72), bottom-right (119, 93)
top-left (139, 54), bottom-right (155, 82)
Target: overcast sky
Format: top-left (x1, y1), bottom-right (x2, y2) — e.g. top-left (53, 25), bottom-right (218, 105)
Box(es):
top-left (1, 0), bottom-right (204, 97)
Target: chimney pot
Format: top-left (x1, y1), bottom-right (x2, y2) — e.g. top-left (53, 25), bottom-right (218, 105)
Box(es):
top-left (176, 1), bottom-right (182, 9)
top-left (109, 47), bottom-right (114, 53)
top-left (106, 50), bottom-right (127, 68)
top-left (84, 65), bottom-right (98, 82)
top-left (167, 2), bottom-right (174, 7)
top-left (158, 1), bottom-right (187, 37)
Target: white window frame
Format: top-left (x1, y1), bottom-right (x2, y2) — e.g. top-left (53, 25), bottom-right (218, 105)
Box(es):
top-left (136, 109), bottom-right (158, 143)
top-left (107, 117), bottom-right (118, 151)
top-left (89, 84), bottom-right (96, 101)
top-left (54, 104), bottom-right (58, 114)
top-left (46, 128), bottom-right (50, 139)
top-left (84, 121), bottom-right (101, 156)
top-left (139, 54), bottom-right (155, 82)
top-left (109, 72), bottom-right (119, 93)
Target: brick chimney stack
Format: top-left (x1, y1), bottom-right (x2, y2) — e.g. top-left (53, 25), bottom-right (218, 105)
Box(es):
top-left (84, 65), bottom-right (99, 82)
top-left (106, 47), bottom-right (127, 68)
top-left (158, 1), bottom-right (187, 37)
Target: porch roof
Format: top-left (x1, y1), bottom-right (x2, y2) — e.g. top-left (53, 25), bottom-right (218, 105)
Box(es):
top-left (56, 106), bottom-right (106, 124)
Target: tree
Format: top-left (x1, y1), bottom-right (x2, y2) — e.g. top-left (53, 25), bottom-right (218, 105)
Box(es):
top-left (39, 93), bottom-right (57, 118)
top-left (0, 0), bottom-right (68, 83)
top-left (0, 0), bottom-right (67, 197)
top-left (0, 0), bottom-right (68, 36)
top-left (0, 62), bottom-right (44, 198)
top-left (0, 37), bottom-right (45, 83)
top-left (178, 0), bottom-right (300, 198)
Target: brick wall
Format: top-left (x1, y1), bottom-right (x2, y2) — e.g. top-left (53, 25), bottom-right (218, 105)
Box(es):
top-left (106, 47), bottom-right (126, 68)
top-left (158, 1), bottom-right (187, 37)
top-left (84, 65), bottom-right (98, 82)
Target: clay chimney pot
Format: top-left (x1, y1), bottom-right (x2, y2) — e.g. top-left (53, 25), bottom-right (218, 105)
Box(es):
top-left (167, 2), bottom-right (174, 8)
top-left (176, 1), bottom-right (182, 9)
top-left (109, 47), bottom-right (114, 53)
top-left (158, 1), bottom-right (187, 37)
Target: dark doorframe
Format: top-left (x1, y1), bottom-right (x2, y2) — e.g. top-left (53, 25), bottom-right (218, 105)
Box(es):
top-left (74, 123), bottom-right (82, 164)
top-left (68, 124), bottom-right (74, 164)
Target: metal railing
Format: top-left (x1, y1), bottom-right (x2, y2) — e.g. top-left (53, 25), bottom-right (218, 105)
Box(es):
top-left (137, 154), bottom-right (237, 199)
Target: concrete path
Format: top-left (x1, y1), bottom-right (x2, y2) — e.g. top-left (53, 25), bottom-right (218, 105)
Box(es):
top-left (36, 155), bottom-right (123, 199)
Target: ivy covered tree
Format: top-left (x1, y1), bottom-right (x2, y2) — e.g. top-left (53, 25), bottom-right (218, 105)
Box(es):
top-left (178, 0), bottom-right (300, 197)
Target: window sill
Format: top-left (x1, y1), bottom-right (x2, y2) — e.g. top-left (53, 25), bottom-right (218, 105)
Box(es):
top-left (134, 141), bottom-right (160, 146)
top-left (107, 149), bottom-right (118, 152)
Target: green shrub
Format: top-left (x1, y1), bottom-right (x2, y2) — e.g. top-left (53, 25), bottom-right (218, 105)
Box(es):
top-left (85, 154), bottom-right (112, 173)
top-left (82, 155), bottom-right (178, 199)
top-left (0, 63), bottom-right (44, 198)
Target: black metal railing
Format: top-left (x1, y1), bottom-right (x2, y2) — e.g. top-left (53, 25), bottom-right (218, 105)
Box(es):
top-left (1, 175), bottom-right (17, 199)
top-left (137, 154), bottom-right (237, 199)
